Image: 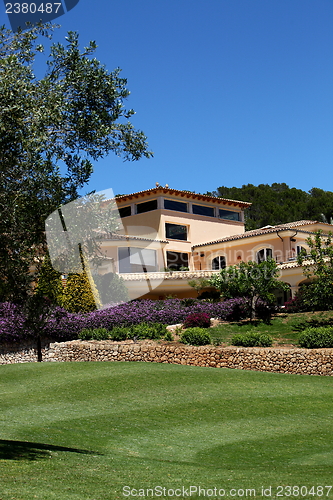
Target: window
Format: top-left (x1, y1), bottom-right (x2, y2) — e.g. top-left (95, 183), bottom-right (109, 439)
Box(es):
top-left (118, 247), bottom-right (157, 273)
top-left (257, 248), bottom-right (273, 263)
top-left (136, 199), bottom-right (157, 214)
top-left (166, 251), bottom-right (189, 271)
top-left (165, 223), bottom-right (187, 240)
top-left (212, 256), bottom-right (226, 270)
top-left (118, 206), bottom-right (131, 218)
top-left (192, 204), bottom-right (215, 217)
top-left (219, 209), bottom-right (240, 221)
top-left (297, 245), bottom-right (306, 256)
top-left (164, 199), bottom-right (188, 212)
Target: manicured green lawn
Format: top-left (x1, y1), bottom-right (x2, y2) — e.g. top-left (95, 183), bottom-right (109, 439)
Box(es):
top-left (210, 311), bottom-right (333, 346)
top-left (1, 361), bottom-right (333, 499)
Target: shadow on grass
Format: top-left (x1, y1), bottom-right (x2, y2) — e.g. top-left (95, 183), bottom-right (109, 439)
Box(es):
top-left (0, 439), bottom-right (102, 461)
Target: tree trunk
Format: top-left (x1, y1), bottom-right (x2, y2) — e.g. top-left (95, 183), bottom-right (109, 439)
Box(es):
top-left (37, 335), bottom-right (42, 362)
top-left (250, 296), bottom-right (256, 321)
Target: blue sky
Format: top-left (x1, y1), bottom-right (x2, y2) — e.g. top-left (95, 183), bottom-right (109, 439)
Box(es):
top-left (2, 0), bottom-right (333, 198)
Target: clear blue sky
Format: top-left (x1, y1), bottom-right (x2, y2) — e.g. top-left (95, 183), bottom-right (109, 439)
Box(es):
top-left (2, 0), bottom-right (333, 198)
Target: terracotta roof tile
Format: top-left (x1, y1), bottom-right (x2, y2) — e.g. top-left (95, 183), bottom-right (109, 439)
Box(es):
top-left (192, 220), bottom-right (331, 248)
top-left (113, 186), bottom-right (251, 208)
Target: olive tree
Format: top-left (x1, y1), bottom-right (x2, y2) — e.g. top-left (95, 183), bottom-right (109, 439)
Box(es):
top-left (297, 230), bottom-right (333, 310)
top-left (209, 259), bottom-right (288, 320)
top-left (0, 24), bottom-right (152, 302)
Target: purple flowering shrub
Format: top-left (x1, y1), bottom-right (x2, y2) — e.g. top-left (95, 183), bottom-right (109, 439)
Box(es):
top-left (0, 297), bottom-right (250, 343)
top-left (0, 302), bottom-right (30, 342)
top-left (0, 303), bottom-right (83, 343)
top-left (43, 307), bottom-right (86, 341)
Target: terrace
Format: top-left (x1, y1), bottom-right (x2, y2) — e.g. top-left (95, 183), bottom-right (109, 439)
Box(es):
top-left (119, 269), bottom-right (221, 281)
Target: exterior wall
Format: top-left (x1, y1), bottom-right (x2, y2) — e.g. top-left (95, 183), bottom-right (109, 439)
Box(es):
top-left (159, 210), bottom-right (244, 247)
top-left (278, 265), bottom-right (313, 296)
top-left (198, 231), bottom-right (313, 271)
top-left (101, 191), bottom-right (333, 299)
top-left (113, 189), bottom-right (246, 272)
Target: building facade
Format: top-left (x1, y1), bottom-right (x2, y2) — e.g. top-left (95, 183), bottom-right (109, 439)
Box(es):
top-left (97, 186), bottom-right (333, 302)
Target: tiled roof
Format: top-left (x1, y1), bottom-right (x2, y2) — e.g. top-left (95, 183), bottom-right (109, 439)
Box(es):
top-left (113, 186), bottom-right (251, 208)
top-left (96, 232), bottom-right (168, 244)
top-left (192, 220), bottom-right (328, 248)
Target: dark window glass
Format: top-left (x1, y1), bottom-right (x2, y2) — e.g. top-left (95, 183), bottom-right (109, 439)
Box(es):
top-left (166, 251), bottom-right (189, 271)
top-left (219, 209), bottom-right (240, 221)
top-left (136, 199), bottom-right (157, 214)
top-left (164, 199), bottom-right (188, 212)
top-left (165, 223), bottom-right (187, 240)
top-left (257, 248), bottom-right (273, 263)
top-left (297, 246), bottom-right (306, 255)
top-left (192, 204), bottom-right (215, 217)
top-left (118, 206), bottom-right (131, 218)
top-left (212, 256), bottom-right (226, 270)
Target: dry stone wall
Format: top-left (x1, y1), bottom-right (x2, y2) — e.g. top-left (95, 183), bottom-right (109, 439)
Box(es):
top-left (0, 340), bottom-right (51, 365)
top-left (1, 340), bottom-right (333, 376)
top-left (45, 340), bottom-right (333, 376)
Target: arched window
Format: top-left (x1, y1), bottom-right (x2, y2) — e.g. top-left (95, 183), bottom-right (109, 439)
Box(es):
top-left (256, 248), bottom-right (273, 263)
top-left (212, 256), bottom-right (226, 270)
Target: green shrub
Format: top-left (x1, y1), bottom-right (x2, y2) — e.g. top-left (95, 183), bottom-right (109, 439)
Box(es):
top-left (110, 326), bottom-right (130, 341)
top-left (130, 322), bottom-right (167, 340)
top-left (62, 273), bottom-right (100, 313)
top-left (180, 327), bottom-right (211, 346)
top-left (197, 290), bottom-right (221, 301)
top-left (180, 298), bottom-right (196, 307)
top-left (164, 331), bottom-right (174, 341)
top-left (79, 328), bottom-right (93, 340)
top-left (79, 328), bottom-right (111, 340)
top-left (110, 323), bottom-right (167, 341)
top-left (92, 272), bottom-right (129, 305)
top-left (36, 253), bottom-right (64, 306)
top-left (231, 332), bottom-right (272, 347)
top-left (298, 327), bottom-right (333, 348)
top-left (92, 328), bottom-right (111, 340)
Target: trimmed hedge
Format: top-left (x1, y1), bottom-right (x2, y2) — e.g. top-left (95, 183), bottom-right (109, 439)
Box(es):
top-left (180, 327), bottom-right (212, 346)
top-left (78, 322), bottom-right (167, 342)
top-left (231, 332), bottom-right (273, 347)
top-left (298, 327), bottom-right (333, 348)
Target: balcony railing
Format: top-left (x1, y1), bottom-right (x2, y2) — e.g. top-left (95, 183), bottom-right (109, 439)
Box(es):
top-left (119, 270), bottom-right (221, 281)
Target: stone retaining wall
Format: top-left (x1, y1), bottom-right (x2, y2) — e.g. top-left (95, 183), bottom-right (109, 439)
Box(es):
top-left (44, 340), bottom-right (333, 376)
top-left (1, 340), bottom-right (333, 375)
top-left (0, 340), bottom-right (51, 365)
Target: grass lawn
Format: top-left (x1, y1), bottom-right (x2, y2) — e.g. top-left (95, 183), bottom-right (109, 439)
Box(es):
top-left (209, 310), bottom-right (333, 346)
top-left (1, 362), bottom-right (333, 500)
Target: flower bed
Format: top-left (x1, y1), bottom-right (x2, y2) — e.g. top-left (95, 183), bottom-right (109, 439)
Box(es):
top-left (0, 297), bottom-right (250, 343)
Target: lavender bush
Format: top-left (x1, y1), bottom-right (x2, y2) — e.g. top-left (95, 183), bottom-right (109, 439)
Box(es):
top-left (0, 302), bottom-right (29, 342)
top-left (0, 297), bottom-right (250, 343)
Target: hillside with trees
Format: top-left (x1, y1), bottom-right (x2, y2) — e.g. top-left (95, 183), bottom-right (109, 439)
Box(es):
top-left (205, 183), bottom-right (333, 230)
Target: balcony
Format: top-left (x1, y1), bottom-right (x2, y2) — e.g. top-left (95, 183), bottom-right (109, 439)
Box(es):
top-left (119, 269), bottom-right (221, 281)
